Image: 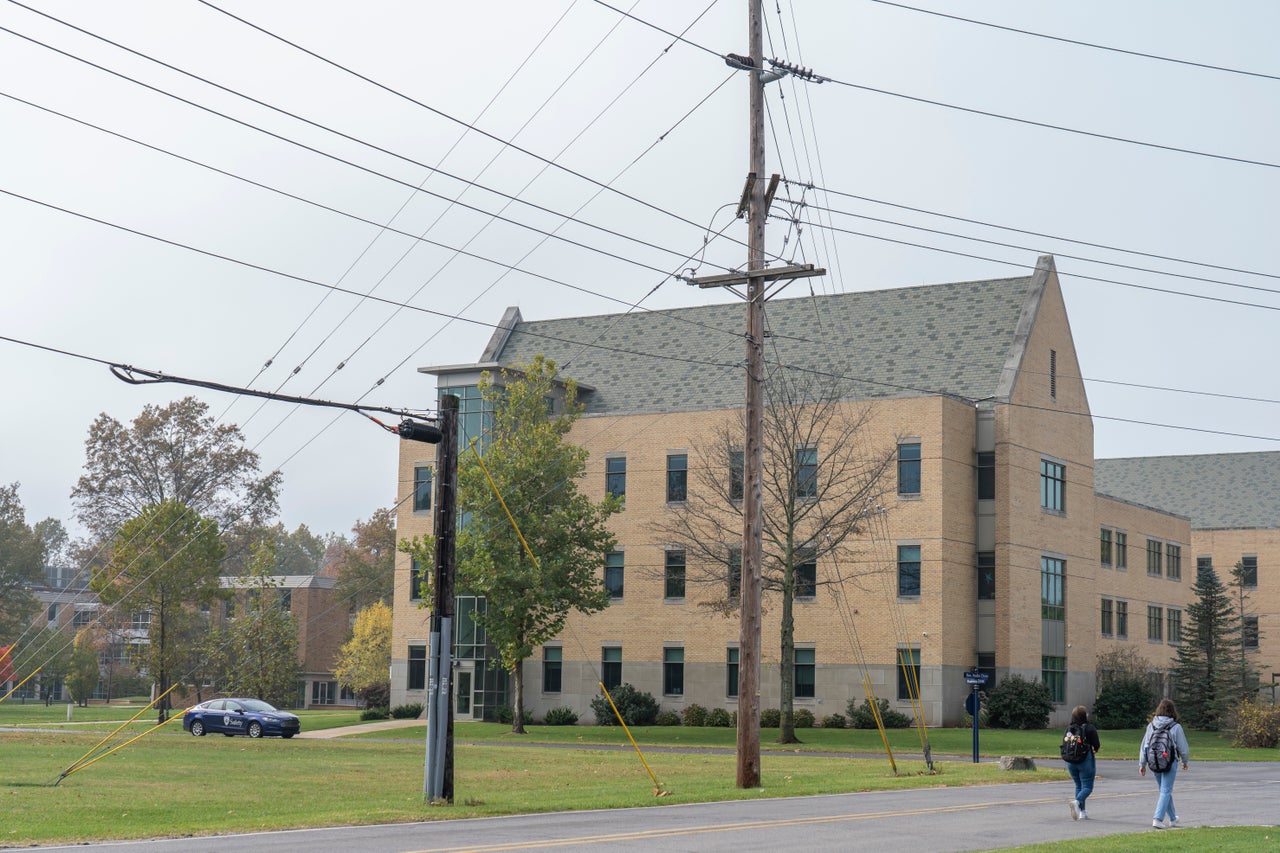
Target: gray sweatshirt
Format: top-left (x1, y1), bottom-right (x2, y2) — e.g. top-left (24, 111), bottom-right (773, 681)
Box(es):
top-left (1139, 714), bottom-right (1190, 769)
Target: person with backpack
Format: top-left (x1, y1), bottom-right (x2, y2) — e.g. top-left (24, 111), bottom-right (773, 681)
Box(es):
top-left (1139, 698), bottom-right (1191, 829)
top-left (1062, 705), bottom-right (1101, 820)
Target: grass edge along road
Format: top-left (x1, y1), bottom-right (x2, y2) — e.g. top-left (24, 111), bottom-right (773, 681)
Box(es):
top-left (1, 714), bottom-right (1276, 847)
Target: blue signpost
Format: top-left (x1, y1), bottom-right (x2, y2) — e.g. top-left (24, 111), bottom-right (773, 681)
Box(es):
top-left (963, 670), bottom-right (989, 763)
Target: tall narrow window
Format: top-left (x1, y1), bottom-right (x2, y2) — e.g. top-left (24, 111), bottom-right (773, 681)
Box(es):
top-left (727, 547), bottom-right (742, 602)
top-left (542, 647), bottom-right (562, 693)
top-left (729, 449), bottom-right (744, 501)
top-left (1240, 555), bottom-right (1258, 587)
top-left (1099, 528), bottom-right (1112, 567)
top-left (1042, 655), bottom-right (1065, 702)
top-left (1101, 598), bottom-right (1113, 636)
top-left (796, 446), bottom-right (818, 498)
top-left (1146, 539), bottom-right (1163, 576)
top-left (897, 646), bottom-right (920, 701)
top-left (976, 551), bottom-right (995, 600)
top-left (1040, 460), bottom-right (1065, 512)
top-left (1116, 601), bottom-right (1129, 639)
top-left (1244, 616), bottom-right (1260, 650)
top-left (1167, 608), bottom-right (1182, 643)
top-left (795, 648), bottom-right (816, 698)
top-left (1197, 555), bottom-right (1213, 575)
top-left (726, 648), bottom-right (739, 697)
top-left (976, 451), bottom-right (995, 500)
top-left (1049, 349), bottom-right (1057, 399)
top-left (666, 454), bottom-right (687, 502)
top-left (601, 647), bottom-right (622, 690)
top-left (1041, 556), bottom-right (1065, 621)
top-left (605, 457), bottom-right (626, 499)
top-left (1147, 605), bottom-right (1164, 642)
top-left (664, 550), bottom-right (686, 600)
top-left (898, 443), bottom-right (921, 496)
top-left (407, 645), bottom-right (426, 690)
top-left (897, 545), bottom-right (921, 597)
top-left (409, 559), bottom-right (424, 601)
top-left (795, 548), bottom-right (817, 599)
top-left (1166, 544), bottom-right (1181, 581)
top-left (604, 551), bottom-right (624, 600)
top-left (1115, 532), bottom-right (1128, 569)
top-left (663, 647), bottom-right (684, 695)
top-left (413, 466), bottom-right (433, 512)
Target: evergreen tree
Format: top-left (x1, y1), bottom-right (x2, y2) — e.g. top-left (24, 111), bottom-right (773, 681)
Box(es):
top-left (1227, 560), bottom-right (1262, 698)
top-left (1171, 561), bottom-right (1244, 729)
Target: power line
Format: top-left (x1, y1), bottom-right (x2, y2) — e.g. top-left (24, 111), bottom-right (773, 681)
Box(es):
top-left (869, 0), bottom-right (1280, 83)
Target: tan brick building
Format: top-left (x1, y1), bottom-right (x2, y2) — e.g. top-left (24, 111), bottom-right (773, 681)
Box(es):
top-left (391, 256), bottom-right (1218, 725)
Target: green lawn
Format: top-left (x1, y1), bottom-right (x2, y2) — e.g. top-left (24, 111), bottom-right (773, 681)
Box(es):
top-left (998, 826), bottom-right (1280, 852)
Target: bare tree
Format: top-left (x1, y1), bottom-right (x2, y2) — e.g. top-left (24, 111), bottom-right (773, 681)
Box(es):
top-left (654, 370), bottom-right (896, 743)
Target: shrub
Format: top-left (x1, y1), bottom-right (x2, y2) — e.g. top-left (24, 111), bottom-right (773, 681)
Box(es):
top-left (542, 706), bottom-right (579, 726)
top-left (706, 707), bottom-right (733, 727)
top-left (1231, 699), bottom-right (1280, 748)
top-left (496, 706), bottom-right (534, 725)
top-left (591, 683), bottom-right (659, 726)
top-left (654, 710), bottom-right (681, 726)
top-left (681, 703), bottom-right (709, 727)
top-left (360, 707), bottom-right (389, 721)
top-left (793, 708), bottom-right (815, 729)
top-left (391, 703), bottom-right (424, 719)
top-left (847, 696), bottom-right (912, 729)
top-left (984, 674), bottom-right (1053, 730)
top-left (760, 708), bottom-right (781, 728)
top-left (1093, 676), bottom-right (1157, 729)
top-left (821, 713), bottom-right (847, 730)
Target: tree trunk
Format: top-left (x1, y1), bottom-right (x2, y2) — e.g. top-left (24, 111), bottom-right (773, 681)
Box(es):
top-left (512, 659), bottom-right (526, 734)
top-left (776, 566), bottom-right (799, 744)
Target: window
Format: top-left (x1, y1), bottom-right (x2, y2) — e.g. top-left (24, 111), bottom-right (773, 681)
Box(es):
top-left (407, 645), bottom-right (426, 690)
top-left (1167, 608), bottom-right (1182, 643)
top-left (897, 646), bottom-right (920, 701)
top-left (1197, 555), bottom-right (1213, 576)
top-left (1042, 655), bottom-right (1065, 702)
top-left (47, 603), bottom-right (58, 623)
top-left (1166, 544), bottom-right (1181, 581)
top-left (1041, 557), bottom-right (1065, 621)
top-left (1116, 600), bottom-right (1129, 639)
top-left (1115, 532), bottom-right (1128, 569)
top-left (666, 454), bottom-right (687, 502)
top-left (1099, 528), bottom-right (1112, 567)
top-left (409, 559), bottom-right (425, 602)
top-left (898, 443), bottom-right (921, 496)
top-left (1241, 555), bottom-right (1258, 588)
top-left (1101, 598), bottom-right (1113, 636)
top-left (73, 609), bottom-right (94, 628)
top-left (663, 647), bottom-right (684, 695)
top-left (664, 550), bottom-right (686, 599)
top-left (601, 647), bottom-right (622, 690)
top-left (795, 648), bottom-right (816, 698)
top-left (224, 600), bottom-right (235, 620)
top-left (976, 451), bottom-right (995, 500)
top-left (977, 551), bottom-right (995, 600)
top-left (1146, 539), bottom-right (1163, 577)
top-left (897, 545), bottom-right (921, 597)
top-left (729, 449), bottom-right (744, 501)
top-left (796, 446), bottom-right (818, 498)
top-left (1244, 616), bottom-right (1260, 650)
top-left (311, 680), bottom-right (336, 705)
top-left (795, 549), bottom-right (816, 599)
top-left (604, 552), bottom-right (624, 600)
top-left (727, 547), bottom-right (742, 602)
top-left (605, 457), bottom-right (626, 499)
top-left (1147, 605), bottom-right (1164, 642)
top-left (130, 611), bottom-right (151, 630)
top-left (726, 647), bottom-right (739, 698)
top-left (542, 647), bottom-right (562, 693)
top-left (1040, 460), bottom-right (1065, 512)
top-left (413, 466), bottom-right (433, 512)
top-left (278, 589), bottom-right (292, 612)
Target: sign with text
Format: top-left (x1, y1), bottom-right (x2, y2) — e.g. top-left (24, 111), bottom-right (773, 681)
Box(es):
top-left (963, 670), bottom-right (989, 686)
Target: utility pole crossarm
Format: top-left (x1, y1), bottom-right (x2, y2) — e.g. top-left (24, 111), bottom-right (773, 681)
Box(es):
top-left (686, 264), bottom-right (825, 290)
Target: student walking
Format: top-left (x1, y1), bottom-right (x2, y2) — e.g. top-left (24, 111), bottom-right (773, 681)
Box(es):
top-left (1139, 698), bottom-right (1191, 829)
top-left (1062, 705), bottom-right (1101, 819)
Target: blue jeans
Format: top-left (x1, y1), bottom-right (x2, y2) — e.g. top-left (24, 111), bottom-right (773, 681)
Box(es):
top-left (1152, 764), bottom-right (1179, 822)
top-left (1066, 752), bottom-right (1096, 808)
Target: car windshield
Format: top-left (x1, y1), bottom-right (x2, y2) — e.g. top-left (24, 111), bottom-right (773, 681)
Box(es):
top-left (240, 699), bottom-right (277, 713)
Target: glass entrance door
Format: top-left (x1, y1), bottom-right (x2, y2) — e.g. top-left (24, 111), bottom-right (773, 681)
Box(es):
top-left (453, 662), bottom-right (475, 720)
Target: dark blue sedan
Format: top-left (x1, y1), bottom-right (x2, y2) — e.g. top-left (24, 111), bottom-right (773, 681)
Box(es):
top-left (182, 698), bottom-right (301, 739)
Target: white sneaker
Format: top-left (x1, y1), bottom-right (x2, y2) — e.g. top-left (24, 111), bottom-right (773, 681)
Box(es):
top-left (1168, 817), bottom-right (1179, 828)
top-left (1079, 809), bottom-right (1089, 820)
top-left (1069, 800), bottom-right (1080, 820)
top-left (1152, 820), bottom-right (1164, 829)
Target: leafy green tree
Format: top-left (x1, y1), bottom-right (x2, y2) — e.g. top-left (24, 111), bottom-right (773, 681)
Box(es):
top-left (335, 509), bottom-right (397, 612)
top-left (0, 483), bottom-right (44, 644)
top-left (66, 627), bottom-right (101, 707)
top-left (333, 601), bottom-right (392, 709)
top-left (92, 501), bottom-right (225, 721)
top-left (1171, 561), bottom-right (1246, 730)
top-left (984, 673), bottom-right (1054, 729)
top-left (1093, 647), bottom-right (1157, 729)
top-left (405, 356), bottom-right (621, 734)
top-left (221, 541), bottom-right (300, 708)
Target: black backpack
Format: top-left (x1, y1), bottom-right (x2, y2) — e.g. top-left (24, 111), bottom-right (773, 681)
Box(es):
top-left (1146, 722), bottom-right (1176, 772)
top-left (1060, 723), bottom-right (1089, 763)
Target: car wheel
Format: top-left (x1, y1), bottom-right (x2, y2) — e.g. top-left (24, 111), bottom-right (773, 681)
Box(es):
top-left (190, 719), bottom-right (205, 737)
top-left (282, 733), bottom-right (295, 739)
top-left (223, 732), bottom-right (235, 737)
top-left (248, 721), bottom-right (263, 739)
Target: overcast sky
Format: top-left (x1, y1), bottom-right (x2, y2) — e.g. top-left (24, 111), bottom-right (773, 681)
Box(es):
top-left (2, 0), bottom-right (1276, 547)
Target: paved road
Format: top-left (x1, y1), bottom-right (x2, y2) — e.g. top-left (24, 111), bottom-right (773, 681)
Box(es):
top-left (13, 759), bottom-right (1279, 852)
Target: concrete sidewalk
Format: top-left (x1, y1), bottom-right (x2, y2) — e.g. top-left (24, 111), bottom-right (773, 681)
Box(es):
top-left (294, 718), bottom-right (423, 739)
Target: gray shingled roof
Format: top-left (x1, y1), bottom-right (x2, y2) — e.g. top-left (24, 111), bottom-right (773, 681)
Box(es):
top-left (493, 275), bottom-right (1036, 417)
top-left (1095, 453), bottom-right (1280, 530)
